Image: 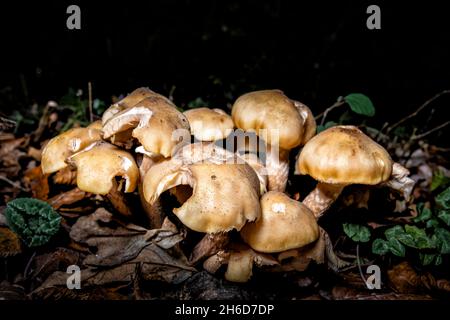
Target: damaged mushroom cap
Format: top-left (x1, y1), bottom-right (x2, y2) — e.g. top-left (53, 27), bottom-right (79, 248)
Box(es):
top-left (296, 125), bottom-right (392, 185)
top-left (241, 191), bottom-right (319, 253)
top-left (102, 87), bottom-right (161, 124)
top-left (183, 107), bottom-right (234, 142)
top-left (142, 155), bottom-right (261, 233)
top-left (41, 125), bottom-right (102, 174)
top-left (102, 96), bottom-right (190, 158)
top-left (232, 89), bottom-right (315, 149)
top-left (67, 141), bottom-right (139, 195)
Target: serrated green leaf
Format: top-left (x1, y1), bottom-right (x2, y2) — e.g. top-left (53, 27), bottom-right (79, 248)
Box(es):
top-left (436, 186), bottom-right (450, 209)
top-left (437, 210), bottom-right (450, 227)
top-left (385, 225), bottom-right (404, 240)
top-left (344, 93), bottom-right (375, 117)
top-left (372, 238), bottom-right (389, 255)
top-left (387, 238), bottom-right (406, 257)
top-left (419, 253), bottom-right (436, 266)
top-left (343, 223), bottom-right (371, 242)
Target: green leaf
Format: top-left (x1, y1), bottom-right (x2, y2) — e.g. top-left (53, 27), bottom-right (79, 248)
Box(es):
top-left (435, 255), bottom-right (443, 266)
top-left (372, 239), bottom-right (389, 255)
top-left (387, 238), bottom-right (406, 257)
top-left (404, 225), bottom-right (434, 249)
top-left (433, 228), bottom-right (450, 254)
top-left (419, 253), bottom-right (436, 266)
top-left (317, 121), bottom-right (337, 133)
top-left (4, 198), bottom-right (61, 247)
top-left (397, 233), bottom-right (416, 248)
top-left (426, 219), bottom-right (440, 229)
top-left (385, 225), bottom-right (404, 240)
top-left (187, 97), bottom-right (208, 109)
top-left (413, 203), bottom-right (432, 223)
top-left (437, 210), bottom-right (450, 227)
top-left (436, 186), bottom-right (450, 209)
top-left (344, 93), bottom-right (375, 117)
top-left (343, 223), bottom-right (371, 242)
top-left (431, 170), bottom-right (450, 191)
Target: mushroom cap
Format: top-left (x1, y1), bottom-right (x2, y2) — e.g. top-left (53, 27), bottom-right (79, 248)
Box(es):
top-left (231, 90), bottom-right (315, 150)
top-left (101, 87), bottom-right (159, 124)
top-left (102, 95), bottom-right (190, 158)
top-left (142, 147), bottom-right (261, 233)
top-left (41, 126), bottom-right (102, 174)
top-left (67, 141), bottom-right (139, 195)
top-left (183, 108), bottom-right (234, 142)
top-left (296, 125), bottom-right (393, 185)
top-left (241, 191), bottom-right (319, 253)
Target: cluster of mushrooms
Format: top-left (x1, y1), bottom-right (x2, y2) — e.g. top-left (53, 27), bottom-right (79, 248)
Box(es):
top-left (40, 88), bottom-right (415, 282)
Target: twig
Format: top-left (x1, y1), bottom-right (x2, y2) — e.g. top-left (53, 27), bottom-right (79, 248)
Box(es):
top-left (88, 82), bottom-right (93, 122)
top-left (411, 120), bottom-right (450, 141)
top-left (24, 251), bottom-right (37, 279)
top-left (168, 85), bottom-right (176, 102)
top-left (315, 99), bottom-right (346, 126)
top-left (386, 90), bottom-right (450, 134)
top-left (356, 244), bottom-right (368, 287)
top-left (0, 175), bottom-right (28, 191)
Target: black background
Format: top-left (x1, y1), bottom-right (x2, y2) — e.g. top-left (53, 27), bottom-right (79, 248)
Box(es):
top-left (0, 0), bottom-right (449, 127)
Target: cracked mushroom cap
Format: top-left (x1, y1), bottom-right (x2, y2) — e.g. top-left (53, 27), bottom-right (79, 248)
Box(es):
top-left (41, 125), bottom-right (102, 174)
top-left (231, 90), bottom-right (316, 150)
top-left (102, 87), bottom-right (162, 124)
top-left (102, 95), bottom-right (190, 158)
top-left (296, 125), bottom-right (393, 185)
top-left (142, 159), bottom-right (261, 233)
top-left (67, 141), bottom-right (139, 195)
top-left (241, 191), bottom-right (319, 253)
top-left (183, 107), bottom-right (234, 142)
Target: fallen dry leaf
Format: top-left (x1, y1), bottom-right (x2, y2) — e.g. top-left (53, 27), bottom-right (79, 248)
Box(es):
top-left (330, 286), bottom-right (433, 300)
top-left (190, 232), bottom-right (229, 265)
top-left (53, 166), bottom-right (77, 185)
top-left (47, 187), bottom-right (89, 210)
top-left (0, 226), bottom-right (22, 257)
top-left (23, 165), bottom-right (49, 200)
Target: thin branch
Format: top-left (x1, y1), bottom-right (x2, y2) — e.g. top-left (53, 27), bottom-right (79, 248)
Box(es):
top-left (386, 90), bottom-right (450, 134)
top-left (411, 120), bottom-right (450, 141)
top-left (0, 175), bottom-right (28, 191)
top-left (88, 81), bottom-right (93, 122)
top-left (356, 244), bottom-right (368, 286)
top-left (315, 100), bottom-right (346, 126)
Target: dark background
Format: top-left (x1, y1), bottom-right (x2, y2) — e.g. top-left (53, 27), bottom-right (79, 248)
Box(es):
top-left (0, 0), bottom-right (449, 127)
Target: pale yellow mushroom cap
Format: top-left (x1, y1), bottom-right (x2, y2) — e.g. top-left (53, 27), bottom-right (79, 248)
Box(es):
top-left (67, 141), bottom-right (139, 195)
top-left (41, 126), bottom-right (102, 174)
top-left (240, 191), bottom-right (319, 253)
top-left (102, 95), bottom-right (190, 158)
top-left (231, 90), bottom-right (316, 150)
top-left (296, 125), bottom-right (393, 185)
top-left (142, 153), bottom-right (261, 233)
top-left (101, 87), bottom-right (160, 125)
top-left (183, 107), bottom-right (234, 142)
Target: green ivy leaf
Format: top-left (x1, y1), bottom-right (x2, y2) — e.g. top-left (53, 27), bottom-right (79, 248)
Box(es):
top-left (372, 238), bottom-right (389, 255)
top-left (436, 186), bottom-right (450, 209)
top-left (426, 219), bottom-right (440, 229)
top-left (385, 225), bottom-right (404, 240)
top-left (404, 225), bottom-right (434, 249)
top-left (413, 203), bottom-right (432, 223)
top-left (431, 170), bottom-right (450, 191)
top-left (344, 93), bottom-right (375, 117)
top-left (317, 121), bottom-right (337, 133)
top-left (343, 223), bottom-right (371, 242)
top-left (397, 233), bottom-right (416, 248)
top-left (437, 210), bottom-right (450, 227)
top-left (435, 255), bottom-right (443, 266)
top-left (387, 238), bottom-right (406, 257)
top-left (4, 198), bottom-right (61, 247)
top-left (419, 253), bottom-right (436, 266)
top-left (433, 228), bottom-right (450, 254)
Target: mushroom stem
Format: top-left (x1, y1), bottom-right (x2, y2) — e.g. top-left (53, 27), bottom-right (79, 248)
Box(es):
top-left (382, 162), bottom-right (415, 201)
top-left (265, 146), bottom-right (290, 192)
top-left (139, 155), bottom-right (164, 228)
top-left (106, 180), bottom-right (133, 218)
top-left (190, 232), bottom-right (230, 265)
top-left (224, 249), bottom-right (254, 283)
top-left (302, 183), bottom-right (345, 219)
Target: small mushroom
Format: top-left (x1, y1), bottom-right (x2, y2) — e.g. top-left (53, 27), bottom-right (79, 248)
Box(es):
top-left (232, 89), bottom-right (316, 191)
top-left (183, 107), bottom-right (234, 142)
top-left (41, 124), bottom-right (102, 175)
top-left (295, 125), bottom-right (414, 218)
top-left (240, 191), bottom-right (319, 253)
top-left (102, 93), bottom-right (190, 157)
top-left (67, 141), bottom-right (139, 195)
